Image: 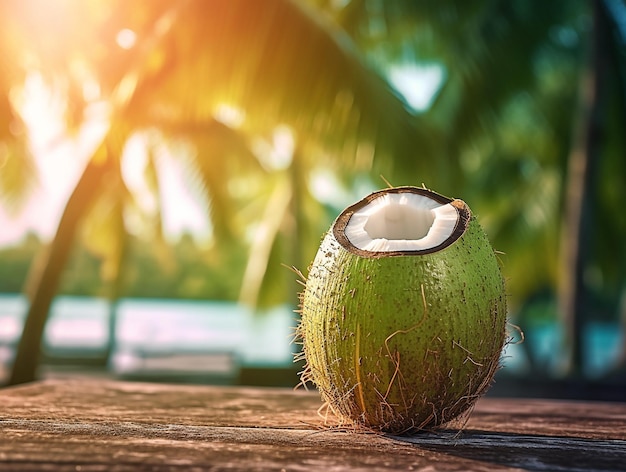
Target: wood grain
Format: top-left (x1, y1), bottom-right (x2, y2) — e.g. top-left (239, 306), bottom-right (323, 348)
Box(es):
top-left (1, 380), bottom-right (625, 471)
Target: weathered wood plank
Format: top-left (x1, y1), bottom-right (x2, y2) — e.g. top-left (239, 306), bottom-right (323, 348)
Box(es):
top-left (1, 380), bottom-right (625, 471)
top-left (1, 379), bottom-right (322, 429)
top-left (466, 397), bottom-right (626, 440)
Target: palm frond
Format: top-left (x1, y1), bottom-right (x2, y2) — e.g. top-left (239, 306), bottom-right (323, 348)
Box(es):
top-left (184, 120), bottom-right (262, 243)
top-left (80, 126), bottom-right (131, 281)
top-left (0, 138), bottom-right (37, 214)
top-left (111, 0), bottom-right (437, 180)
top-left (0, 32), bottom-right (36, 210)
top-left (239, 176), bottom-right (292, 308)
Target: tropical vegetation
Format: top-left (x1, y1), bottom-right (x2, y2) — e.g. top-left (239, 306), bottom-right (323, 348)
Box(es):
top-left (0, 232), bottom-right (246, 300)
top-left (0, 0), bottom-right (624, 385)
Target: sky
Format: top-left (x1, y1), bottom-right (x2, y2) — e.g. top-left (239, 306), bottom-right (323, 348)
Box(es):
top-left (0, 64), bottom-right (442, 248)
top-left (0, 74), bottom-right (87, 246)
top-left (0, 74), bottom-right (210, 247)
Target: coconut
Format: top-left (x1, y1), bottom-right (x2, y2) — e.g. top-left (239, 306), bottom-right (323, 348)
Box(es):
top-left (297, 186), bottom-right (507, 434)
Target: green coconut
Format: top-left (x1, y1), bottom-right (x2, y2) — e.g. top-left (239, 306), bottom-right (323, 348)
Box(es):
top-left (297, 186), bottom-right (507, 434)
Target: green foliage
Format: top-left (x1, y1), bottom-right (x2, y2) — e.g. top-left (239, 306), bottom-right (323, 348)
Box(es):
top-left (0, 233), bottom-right (42, 293)
top-left (0, 233), bottom-right (246, 301)
top-left (0, 0), bottom-right (624, 316)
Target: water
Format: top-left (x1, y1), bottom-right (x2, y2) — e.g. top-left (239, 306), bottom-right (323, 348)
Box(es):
top-left (0, 294), bottom-right (296, 382)
top-left (0, 294), bottom-right (623, 382)
top-left (503, 321), bottom-right (624, 378)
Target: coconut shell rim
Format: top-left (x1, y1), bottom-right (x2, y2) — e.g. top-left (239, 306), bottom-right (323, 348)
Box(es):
top-left (332, 186), bottom-right (471, 258)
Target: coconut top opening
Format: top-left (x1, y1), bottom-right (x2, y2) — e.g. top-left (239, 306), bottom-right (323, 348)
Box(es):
top-left (341, 190), bottom-right (463, 254)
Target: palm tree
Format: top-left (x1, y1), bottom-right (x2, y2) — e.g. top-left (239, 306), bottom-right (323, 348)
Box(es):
top-left (3, 0), bottom-right (434, 385)
top-left (328, 0), bottom-right (626, 376)
top-left (558, 0), bottom-right (626, 375)
top-left (2, 0), bottom-right (624, 386)
top-left (0, 3), bottom-right (36, 217)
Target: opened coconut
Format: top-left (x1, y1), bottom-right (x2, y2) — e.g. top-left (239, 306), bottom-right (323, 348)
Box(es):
top-left (297, 186), bottom-right (507, 434)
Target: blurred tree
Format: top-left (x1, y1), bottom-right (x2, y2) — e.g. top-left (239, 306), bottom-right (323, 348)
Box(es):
top-left (558, 0), bottom-right (626, 375)
top-left (2, 0), bottom-right (432, 385)
top-left (0, 233), bottom-right (43, 293)
top-left (317, 0), bottom-right (626, 376)
top-left (0, 0), bottom-right (624, 385)
top-left (0, 5), bottom-right (36, 213)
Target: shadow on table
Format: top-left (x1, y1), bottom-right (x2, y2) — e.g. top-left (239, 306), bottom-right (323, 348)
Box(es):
top-left (392, 429), bottom-right (626, 472)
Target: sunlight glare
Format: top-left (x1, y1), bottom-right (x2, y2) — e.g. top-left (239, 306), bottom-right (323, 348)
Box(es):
top-left (309, 168), bottom-right (376, 210)
top-left (82, 80), bottom-right (101, 102)
top-left (121, 134), bottom-right (157, 216)
top-left (214, 103), bottom-right (245, 128)
top-left (156, 148), bottom-right (211, 243)
top-left (252, 125), bottom-right (294, 171)
top-left (309, 168), bottom-right (352, 206)
top-left (18, 73), bottom-right (65, 149)
top-left (121, 135), bottom-right (212, 243)
top-left (387, 63), bottom-right (445, 113)
top-left (0, 72), bottom-right (108, 246)
top-left (116, 28), bottom-right (137, 49)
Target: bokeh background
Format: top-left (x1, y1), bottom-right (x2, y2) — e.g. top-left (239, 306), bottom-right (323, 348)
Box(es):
top-left (0, 0), bottom-right (624, 399)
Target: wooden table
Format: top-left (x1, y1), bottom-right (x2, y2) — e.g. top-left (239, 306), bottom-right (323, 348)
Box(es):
top-left (1, 380), bottom-right (625, 471)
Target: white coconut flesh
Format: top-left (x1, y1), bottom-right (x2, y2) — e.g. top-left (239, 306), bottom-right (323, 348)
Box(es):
top-left (344, 192), bottom-right (460, 252)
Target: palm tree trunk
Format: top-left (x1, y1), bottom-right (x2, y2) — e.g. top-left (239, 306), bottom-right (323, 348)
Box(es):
top-left (558, 0), bottom-right (606, 377)
top-left (104, 299), bottom-right (120, 367)
top-left (288, 146), bottom-right (307, 305)
top-left (104, 212), bottom-right (128, 366)
top-left (8, 153), bottom-right (113, 386)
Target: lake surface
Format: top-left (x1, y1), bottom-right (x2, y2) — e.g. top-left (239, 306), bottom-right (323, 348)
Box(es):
top-left (0, 294), bottom-right (623, 383)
